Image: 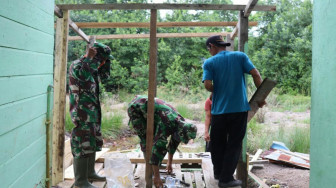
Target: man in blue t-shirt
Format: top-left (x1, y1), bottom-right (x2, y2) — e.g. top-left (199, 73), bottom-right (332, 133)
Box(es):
top-left (202, 35), bottom-right (265, 188)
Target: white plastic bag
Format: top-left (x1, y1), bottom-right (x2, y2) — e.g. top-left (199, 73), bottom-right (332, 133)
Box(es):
top-left (105, 153), bottom-right (135, 188)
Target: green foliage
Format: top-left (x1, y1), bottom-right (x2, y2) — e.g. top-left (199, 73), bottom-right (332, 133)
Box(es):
top-left (288, 126), bottom-right (310, 153)
top-left (176, 104), bottom-right (193, 120)
top-left (101, 113), bottom-right (124, 138)
top-left (249, 0), bottom-right (312, 95)
top-left (274, 94), bottom-right (311, 112)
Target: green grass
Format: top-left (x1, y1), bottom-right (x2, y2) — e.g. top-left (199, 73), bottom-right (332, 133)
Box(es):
top-left (288, 126), bottom-right (310, 153)
top-left (101, 112), bottom-right (124, 139)
top-left (273, 94), bottom-right (311, 112)
top-left (176, 104), bottom-right (193, 120)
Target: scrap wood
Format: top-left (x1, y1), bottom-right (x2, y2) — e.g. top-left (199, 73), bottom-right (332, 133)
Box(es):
top-left (264, 150), bottom-right (310, 169)
top-left (248, 171), bottom-right (270, 188)
top-left (249, 149), bottom-right (263, 171)
top-left (279, 149), bottom-right (310, 161)
top-left (250, 160), bottom-right (269, 165)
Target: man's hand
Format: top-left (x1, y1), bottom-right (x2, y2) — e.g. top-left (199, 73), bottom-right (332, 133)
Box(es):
top-left (204, 131), bottom-right (210, 142)
top-left (166, 163), bottom-right (173, 174)
top-left (258, 100), bottom-right (267, 108)
top-left (153, 174), bottom-right (163, 188)
top-left (87, 47), bottom-right (97, 59)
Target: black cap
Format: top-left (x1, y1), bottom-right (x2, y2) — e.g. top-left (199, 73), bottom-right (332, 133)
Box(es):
top-left (206, 35), bottom-right (231, 47)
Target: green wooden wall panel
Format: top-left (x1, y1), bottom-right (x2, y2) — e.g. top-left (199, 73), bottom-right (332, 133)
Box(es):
top-left (27, 0), bottom-right (54, 17)
top-left (311, 1), bottom-right (336, 187)
top-left (0, 47), bottom-right (53, 77)
top-left (9, 156), bottom-right (46, 188)
top-left (0, 115), bottom-right (45, 165)
top-left (0, 16), bottom-right (54, 54)
top-left (0, 94), bottom-right (47, 136)
top-left (0, 135), bottom-right (46, 188)
top-left (0, 0), bottom-right (53, 35)
top-left (0, 75), bottom-right (53, 105)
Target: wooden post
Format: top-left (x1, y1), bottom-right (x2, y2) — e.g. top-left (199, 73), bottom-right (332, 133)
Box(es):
top-left (145, 9), bottom-right (157, 188)
top-left (52, 10), bottom-right (69, 186)
top-left (237, 10), bottom-right (249, 188)
top-left (226, 34), bottom-right (234, 51)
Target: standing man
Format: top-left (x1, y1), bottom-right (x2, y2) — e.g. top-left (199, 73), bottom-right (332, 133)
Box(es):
top-left (202, 35), bottom-right (264, 188)
top-left (127, 95), bottom-right (197, 188)
top-left (68, 43), bottom-right (114, 188)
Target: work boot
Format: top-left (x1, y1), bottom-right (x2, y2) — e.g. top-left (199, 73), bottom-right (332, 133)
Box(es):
top-left (73, 157), bottom-right (97, 188)
top-left (88, 152), bottom-right (106, 181)
top-left (218, 180), bottom-right (242, 188)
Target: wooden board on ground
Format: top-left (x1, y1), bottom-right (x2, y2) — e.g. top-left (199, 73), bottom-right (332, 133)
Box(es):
top-left (64, 139), bottom-right (73, 169)
top-left (56, 179), bottom-right (74, 188)
top-left (183, 172), bottom-right (193, 186)
top-left (134, 163), bottom-right (146, 187)
top-left (194, 171), bottom-right (204, 188)
top-left (248, 78), bottom-right (277, 122)
top-left (91, 170), bottom-right (106, 188)
top-left (202, 157), bottom-right (218, 188)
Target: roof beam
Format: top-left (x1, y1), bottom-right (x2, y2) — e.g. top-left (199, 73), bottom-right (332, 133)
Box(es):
top-left (230, 25), bottom-right (238, 40)
top-left (54, 5), bottom-right (63, 18)
top-left (68, 32), bottom-right (230, 41)
top-left (69, 20), bottom-right (89, 42)
top-left (57, 3), bottom-right (276, 11)
top-left (244, 0), bottom-right (259, 17)
top-left (74, 21), bottom-right (258, 28)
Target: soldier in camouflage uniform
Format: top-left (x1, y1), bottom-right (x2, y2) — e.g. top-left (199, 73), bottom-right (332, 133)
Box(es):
top-left (68, 42), bottom-right (114, 188)
top-left (127, 95), bottom-right (197, 187)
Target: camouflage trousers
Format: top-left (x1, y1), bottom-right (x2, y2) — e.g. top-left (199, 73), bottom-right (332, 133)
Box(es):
top-left (71, 121), bottom-right (103, 158)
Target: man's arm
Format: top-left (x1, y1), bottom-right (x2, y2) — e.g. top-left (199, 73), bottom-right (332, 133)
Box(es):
top-left (204, 109), bottom-right (211, 142)
top-left (250, 68), bottom-right (262, 88)
top-left (204, 80), bottom-right (213, 92)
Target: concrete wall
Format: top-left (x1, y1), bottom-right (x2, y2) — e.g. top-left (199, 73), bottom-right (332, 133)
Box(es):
top-left (0, 0), bottom-right (54, 187)
top-left (311, 1), bottom-right (336, 187)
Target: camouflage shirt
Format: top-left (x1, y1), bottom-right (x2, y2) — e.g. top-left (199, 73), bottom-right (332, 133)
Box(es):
top-left (127, 95), bottom-right (197, 165)
top-left (69, 57), bottom-right (102, 123)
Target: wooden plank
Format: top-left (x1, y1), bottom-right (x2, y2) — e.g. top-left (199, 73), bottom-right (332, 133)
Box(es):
top-left (247, 78), bottom-right (277, 122)
top-left (226, 34), bottom-right (234, 51)
top-left (238, 10), bottom-right (248, 52)
top-left (0, 94), bottom-right (47, 136)
top-left (69, 19), bottom-right (89, 42)
top-left (68, 32), bottom-right (230, 40)
top-left (244, 0), bottom-right (259, 17)
top-left (248, 171), bottom-right (270, 188)
top-left (52, 10), bottom-right (69, 186)
top-left (173, 164), bottom-right (182, 180)
top-left (145, 9), bottom-right (157, 188)
top-left (230, 25), bottom-right (238, 40)
top-left (54, 5), bottom-right (63, 18)
top-left (75, 21), bottom-right (258, 28)
top-left (92, 170), bottom-right (106, 188)
top-left (0, 47), bottom-right (53, 77)
top-left (0, 136), bottom-right (46, 188)
top-left (0, 75), bottom-right (53, 105)
top-left (183, 172), bottom-right (193, 187)
top-left (0, 115), bottom-right (45, 165)
top-left (0, 16), bottom-right (54, 54)
top-left (57, 3), bottom-right (276, 11)
top-left (56, 180), bottom-right (75, 188)
top-left (0, 0), bottom-right (54, 34)
top-left (249, 149), bottom-right (263, 172)
top-left (202, 158), bottom-right (218, 188)
top-left (97, 156), bottom-right (202, 164)
top-left (194, 171), bottom-right (204, 188)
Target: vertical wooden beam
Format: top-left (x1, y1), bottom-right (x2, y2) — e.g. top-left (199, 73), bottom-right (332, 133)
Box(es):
top-left (237, 10), bottom-right (249, 188)
top-left (226, 34), bottom-right (234, 51)
top-left (52, 10), bottom-right (69, 186)
top-left (145, 9), bottom-right (157, 188)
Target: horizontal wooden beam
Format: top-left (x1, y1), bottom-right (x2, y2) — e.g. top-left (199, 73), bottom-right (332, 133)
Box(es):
top-left (54, 5), bottom-right (63, 18)
top-left (96, 157), bottom-right (202, 164)
top-left (68, 32), bottom-right (230, 40)
top-left (244, 0), bottom-right (259, 17)
top-left (74, 21), bottom-right (258, 28)
top-left (57, 3), bottom-right (276, 11)
top-left (69, 20), bottom-right (89, 43)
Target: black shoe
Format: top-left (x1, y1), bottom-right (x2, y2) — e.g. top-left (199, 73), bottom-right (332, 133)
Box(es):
top-left (214, 174), bottom-right (219, 180)
top-left (218, 180), bottom-right (242, 188)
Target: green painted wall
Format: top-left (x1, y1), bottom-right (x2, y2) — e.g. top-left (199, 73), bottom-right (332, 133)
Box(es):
top-left (0, 0), bottom-right (54, 187)
top-left (311, 1), bottom-right (336, 187)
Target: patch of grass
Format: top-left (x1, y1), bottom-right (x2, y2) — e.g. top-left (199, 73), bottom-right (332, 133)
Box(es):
top-left (65, 111), bottom-right (74, 132)
top-left (176, 104), bottom-right (193, 120)
top-left (301, 118), bottom-right (310, 124)
top-left (274, 94), bottom-right (311, 112)
top-left (288, 126), bottom-right (310, 153)
top-left (101, 112), bottom-right (124, 139)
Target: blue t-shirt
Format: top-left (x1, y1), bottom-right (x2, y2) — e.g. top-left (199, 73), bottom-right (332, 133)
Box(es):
top-left (202, 51), bottom-right (255, 115)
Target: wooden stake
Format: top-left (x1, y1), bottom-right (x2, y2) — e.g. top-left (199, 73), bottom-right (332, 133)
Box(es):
top-left (52, 10), bottom-right (69, 186)
top-left (145, 9), bottom-right (157, 188)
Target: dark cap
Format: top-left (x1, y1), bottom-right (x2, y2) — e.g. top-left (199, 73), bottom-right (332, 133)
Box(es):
top-left (93, 42), bottom-right (114, 60)
top-left (206, 35), bottom-right (231, 47)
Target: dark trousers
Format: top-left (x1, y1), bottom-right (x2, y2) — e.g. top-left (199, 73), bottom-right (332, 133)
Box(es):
top-left (210, 112), bottom-right (247, 183)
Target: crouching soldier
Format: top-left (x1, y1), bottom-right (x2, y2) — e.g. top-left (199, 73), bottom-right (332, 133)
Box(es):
top-left (127, 95), bottom-right (197, 188)
top-left (68, 43), bottom-right (114, 188)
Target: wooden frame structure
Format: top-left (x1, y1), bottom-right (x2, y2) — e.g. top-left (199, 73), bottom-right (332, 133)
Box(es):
top-left (53, 1), bottom-right (275, 187)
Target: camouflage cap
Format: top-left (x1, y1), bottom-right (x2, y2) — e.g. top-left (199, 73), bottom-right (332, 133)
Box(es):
top-left (178, 122), bottom-right (197, 144)
top-left (93, 42), bottom-right (114, 60)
